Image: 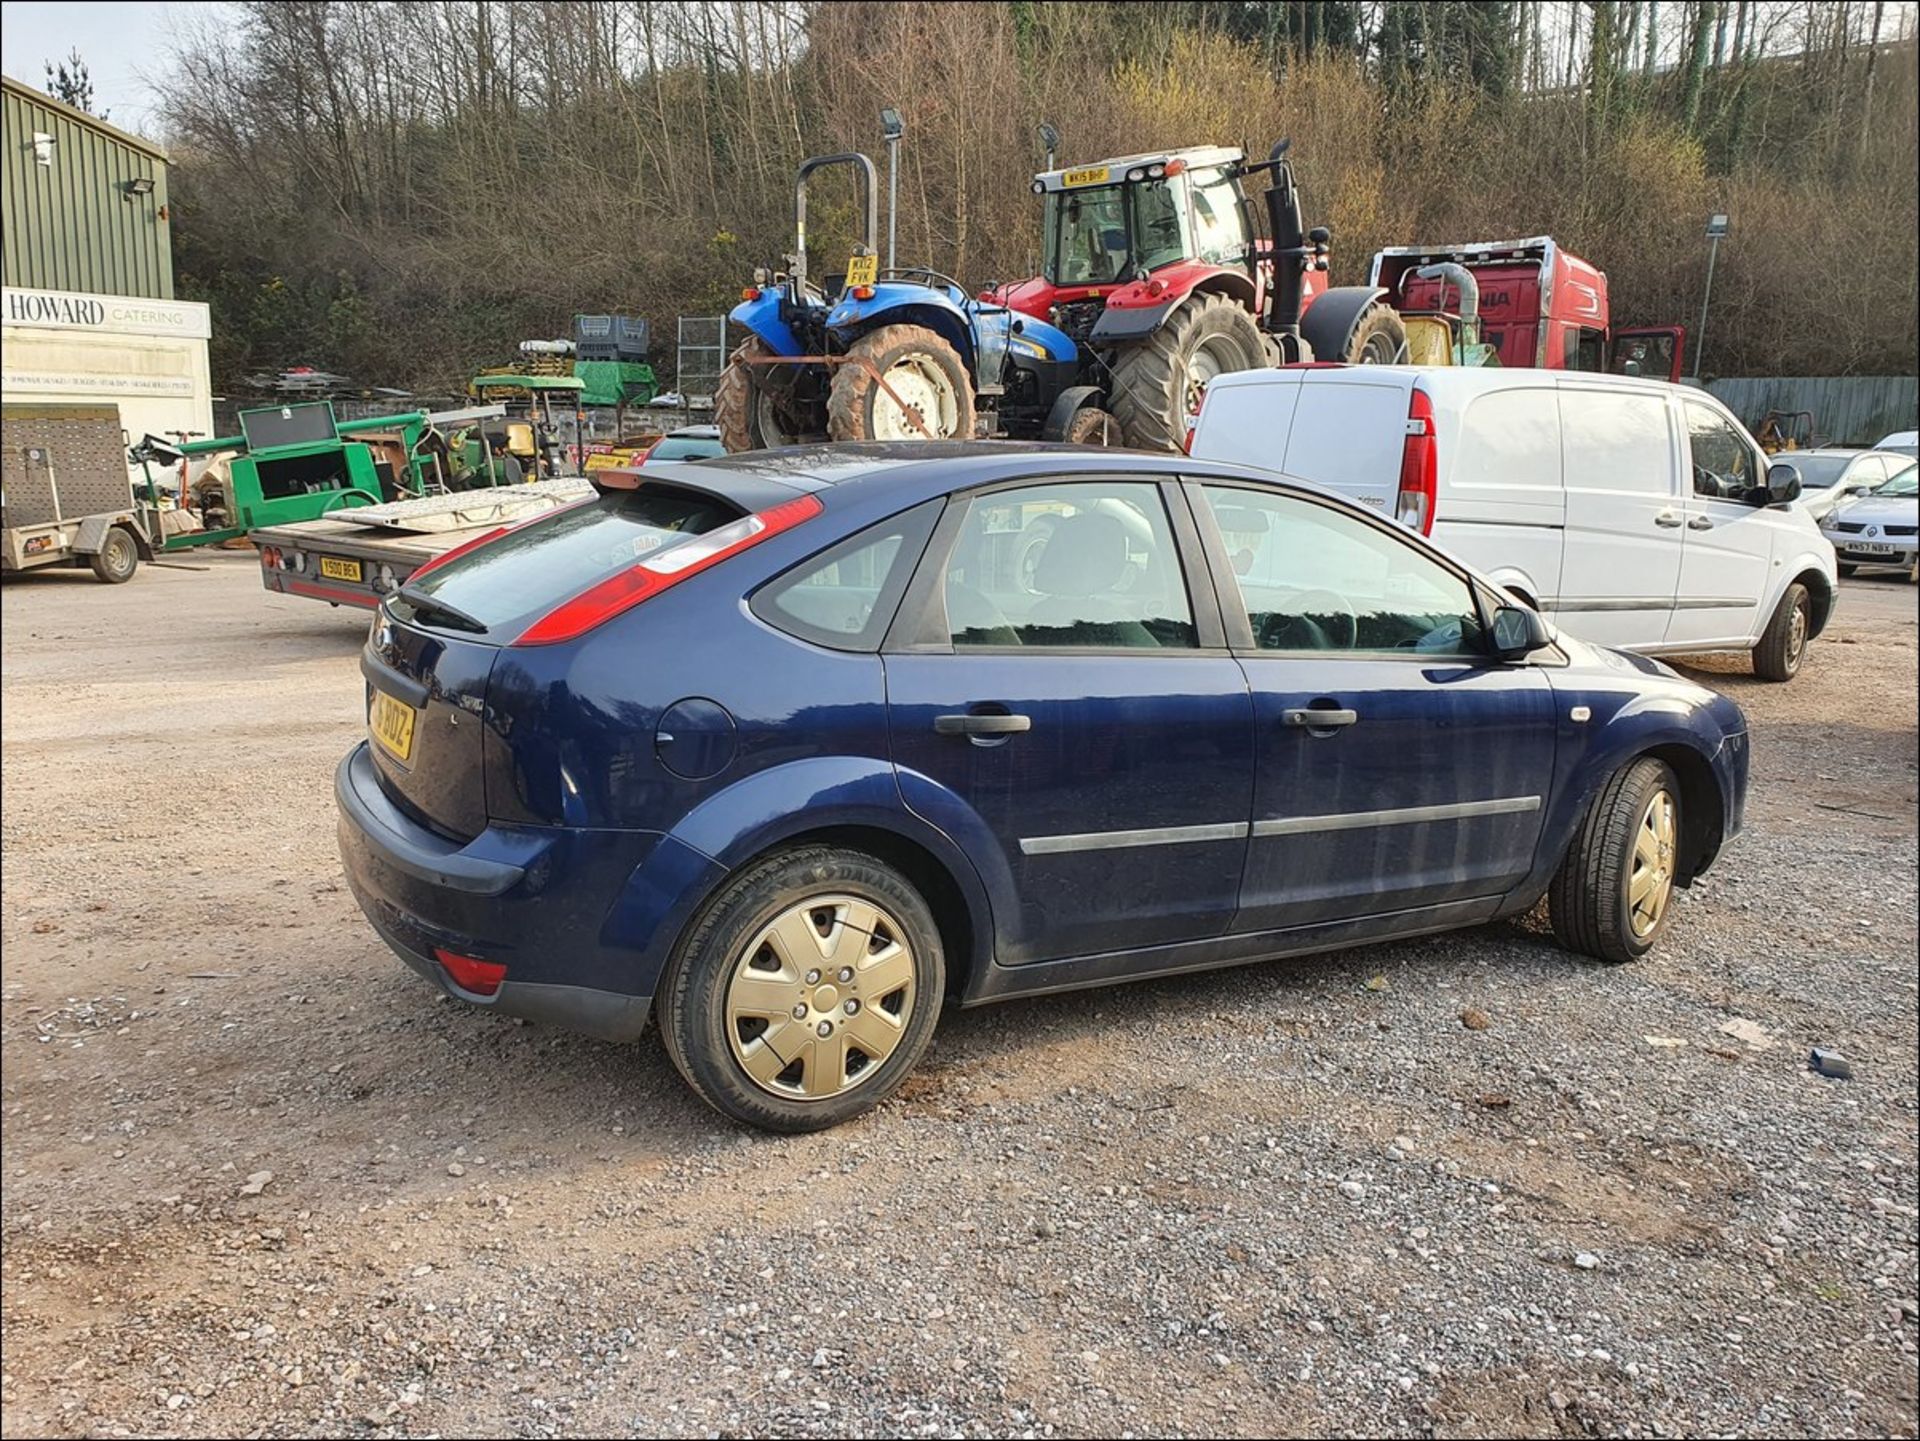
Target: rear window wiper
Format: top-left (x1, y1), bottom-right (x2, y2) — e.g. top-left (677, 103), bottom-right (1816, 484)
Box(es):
top-left (396, 584), bottom-right (487, 635)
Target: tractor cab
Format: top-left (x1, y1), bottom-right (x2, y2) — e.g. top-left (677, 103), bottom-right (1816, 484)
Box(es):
top-left (1002, 147), bottom-right (1258, 339)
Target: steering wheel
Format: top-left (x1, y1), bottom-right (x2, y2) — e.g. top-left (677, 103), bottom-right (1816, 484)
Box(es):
top-left (1258, 589), bottom-right (1358, 650)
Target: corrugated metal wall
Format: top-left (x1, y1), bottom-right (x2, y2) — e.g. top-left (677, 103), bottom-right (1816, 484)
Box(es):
top-left (1707, 375), bottom-right (1919, 447)
top-left (2, 80), bottom-right (173, 300)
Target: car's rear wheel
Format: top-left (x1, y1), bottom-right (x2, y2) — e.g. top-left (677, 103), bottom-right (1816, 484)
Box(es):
top-left (1752, 580), bottom-right (1810, 681)
top-left (1548, 756), bottom-right (1681, 964)
top-left (658, 846), bottom-right (945, 1132)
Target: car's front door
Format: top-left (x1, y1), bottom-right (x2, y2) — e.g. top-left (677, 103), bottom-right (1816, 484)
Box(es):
top-left (1668, 398), bottom-right (1776, 647)
top-left (1191, 481), bottom-right (1557, 931)
top-left (885, 477), bottom-right (1253, 965)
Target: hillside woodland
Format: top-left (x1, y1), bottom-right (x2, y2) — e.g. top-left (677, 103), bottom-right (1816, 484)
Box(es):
top-left (156, 1), bottom-right (1920, 390)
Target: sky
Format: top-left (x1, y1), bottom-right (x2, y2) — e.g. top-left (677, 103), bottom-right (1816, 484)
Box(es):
top-left (0, 1), bottom-right (232, 138)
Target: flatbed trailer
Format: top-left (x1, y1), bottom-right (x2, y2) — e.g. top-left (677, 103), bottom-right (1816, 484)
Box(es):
top-left (250, 479), bottom-right (594, 609)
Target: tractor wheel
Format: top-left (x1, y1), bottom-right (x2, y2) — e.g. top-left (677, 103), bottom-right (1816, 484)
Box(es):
top-left (714, 337), bottom-right (808, 453)
top-left (827, 325), bottom-right (975, 443)
top-left (1342, 303), bottom-right (1409, 365)
top-left (1107, 292), bottom-right (1267, 453)
top-left (1062, 407), bottom-right (1125, 446)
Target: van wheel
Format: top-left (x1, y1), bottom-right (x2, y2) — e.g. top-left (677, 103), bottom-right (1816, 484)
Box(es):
top-left (657, 846), bottom-right (945, 1132)
top-left (1548, 756), bottom-right (1681, 964)
top-left (88, 526), bottom-right (139, 584)
top-left (1752, 581), bottom-right (1810, 681)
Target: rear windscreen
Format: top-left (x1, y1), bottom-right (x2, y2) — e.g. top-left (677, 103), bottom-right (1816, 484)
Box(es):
top-left (396, 487), bottom-right (740, 637)
top-left (651, 438), bottom-right (720, 461)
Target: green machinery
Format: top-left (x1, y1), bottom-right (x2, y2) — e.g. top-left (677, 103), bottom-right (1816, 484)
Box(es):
top-left (130, 399), bottom-right (516, 548)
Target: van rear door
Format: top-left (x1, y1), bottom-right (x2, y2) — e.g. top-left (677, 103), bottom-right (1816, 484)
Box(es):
top-left (1279, 370), bottom-right (1412, 517)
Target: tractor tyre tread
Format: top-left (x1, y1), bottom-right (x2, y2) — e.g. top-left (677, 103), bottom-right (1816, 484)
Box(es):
top-left (1106, 293), bottom-right (1266, 453)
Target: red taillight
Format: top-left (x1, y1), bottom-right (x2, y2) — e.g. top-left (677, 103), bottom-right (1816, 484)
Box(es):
top-left (1396, 388), bottom-right (1437, 536)
top-left (851, 284), bottom-right (876, 300)
top-left (434, 948), bottom-right (507, 997)
top-left (742, 286), bottom-right (761, 301)
top-left (513, 493), bottom-right (823, 647)
top-left (261, 545), bottom-right (281, 569)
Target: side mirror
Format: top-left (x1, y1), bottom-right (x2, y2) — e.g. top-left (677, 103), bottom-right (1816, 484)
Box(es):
top-left (1490, 603), bottom-right (1552, 661)
top-left (1766, 461), bottom-right (1803, 506)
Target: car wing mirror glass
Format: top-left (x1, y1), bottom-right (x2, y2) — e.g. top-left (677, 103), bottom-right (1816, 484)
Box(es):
top-left (1765, 461), bottom-right (1803, 506)
top-left (1491, 603), bottom-right (1551, 661)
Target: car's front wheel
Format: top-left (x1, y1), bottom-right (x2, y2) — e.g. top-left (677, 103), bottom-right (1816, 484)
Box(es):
top-left (1752, 581), bottom-right (1810, 681)
top-left (1548, 756), bottom-right (1682, 964)
top-left (658, 846), bottom-right (945, 1132)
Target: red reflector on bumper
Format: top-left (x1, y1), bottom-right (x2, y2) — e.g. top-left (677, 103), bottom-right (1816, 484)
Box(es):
top-left (433, 948), bottom-right (507, 997)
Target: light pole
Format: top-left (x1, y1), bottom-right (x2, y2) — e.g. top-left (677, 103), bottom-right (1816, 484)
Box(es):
top-left (879, 107), bottom-right (904, 272)
top-left (1694, 212), bottom-right (1729, 379)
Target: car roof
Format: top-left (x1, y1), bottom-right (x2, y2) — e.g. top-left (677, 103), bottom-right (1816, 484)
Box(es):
top-left (652, 441), bottom-right (1356, 516)
top-left (1792, 447), bottom-right (1863, 458)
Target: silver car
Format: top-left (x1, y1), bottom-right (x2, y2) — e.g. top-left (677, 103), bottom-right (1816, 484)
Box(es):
top-left (1784, 448), bottom-right (1908, 522)
top-left (1819, 461), bottom-right (1919, 576)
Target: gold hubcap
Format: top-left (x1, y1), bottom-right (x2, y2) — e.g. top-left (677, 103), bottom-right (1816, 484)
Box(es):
top-left (724, 895), bottom-right (916, 1100)
top-left (1629, 789), bottom-right (1678, 937)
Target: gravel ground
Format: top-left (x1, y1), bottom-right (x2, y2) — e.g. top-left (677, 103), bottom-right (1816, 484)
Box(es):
top-left (2, 555), bottom-right (1916, 1439)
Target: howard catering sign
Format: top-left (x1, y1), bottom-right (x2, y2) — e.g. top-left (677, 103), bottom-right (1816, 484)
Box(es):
top-left (3, 286), bottom-right (211, 340)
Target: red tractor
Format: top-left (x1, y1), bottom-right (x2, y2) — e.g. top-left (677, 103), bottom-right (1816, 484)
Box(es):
top-left (989, 140), bottom-right (1409, 450)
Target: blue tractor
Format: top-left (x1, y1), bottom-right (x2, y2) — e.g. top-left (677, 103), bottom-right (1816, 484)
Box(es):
top-left (713, 153), bottom-right (1091, 451)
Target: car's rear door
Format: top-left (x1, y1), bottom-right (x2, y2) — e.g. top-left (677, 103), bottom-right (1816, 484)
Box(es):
top-left (1188, 479), bottom-right (1556, 931)
top-left (884, 475), bottom-right (1253, 966)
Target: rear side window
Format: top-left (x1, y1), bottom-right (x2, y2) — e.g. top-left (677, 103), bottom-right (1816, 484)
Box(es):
top-left (752, 501), bottom-right (940, 652)
top-left (397, 487), bottom-right (740, 636)
top-left (1453, 388), bottom-right (1559, 490)
top-left (1560, 389), bottom-right (1675, 496)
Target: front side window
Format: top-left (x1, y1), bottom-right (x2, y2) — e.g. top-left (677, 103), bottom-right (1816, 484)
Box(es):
top-left (1684, 402), bottom-right (1760, 500)
top-left (1201, 485), bottom-right (1486, 656)
top-left (1877, 463), bottom-right (1919, 498)
top-left (941, 481), bottom-right (1196, 649)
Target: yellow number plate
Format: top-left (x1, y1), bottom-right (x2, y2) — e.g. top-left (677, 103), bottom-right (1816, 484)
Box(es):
top-left (1061, 165), bottom-right (1110, 188)
top-left (319, 555), bottom-right (363, 582)
top-left (845, 253), bottom-right (879, 288)
top-left (369, 690), bottom-right (416, 764)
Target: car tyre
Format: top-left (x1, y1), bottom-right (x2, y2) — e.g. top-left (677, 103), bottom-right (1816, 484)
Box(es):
top-left (658, 846), bottom-right (945, 1132)
top-left (88, 526), bottom-right (139, 584)
top-left (1548, 756), bottom-right (1681, 964)
top-left (1751, 580), bottom-right (1810, 681)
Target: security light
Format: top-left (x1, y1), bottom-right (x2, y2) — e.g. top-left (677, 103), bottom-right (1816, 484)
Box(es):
top-left (123, 177), bottom-right (156, 199)
top-left (1705, 213), bottom-right (1730, 237)
top-left (879, 107), bottom-right (904, 141)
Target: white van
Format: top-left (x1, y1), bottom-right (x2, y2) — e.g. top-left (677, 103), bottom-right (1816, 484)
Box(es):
top-left (1187, 366), bottom-right (1838, 680)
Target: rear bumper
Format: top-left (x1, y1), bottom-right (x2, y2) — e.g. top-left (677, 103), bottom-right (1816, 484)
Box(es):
top-left (334, 743), bottom-right (656, 1042)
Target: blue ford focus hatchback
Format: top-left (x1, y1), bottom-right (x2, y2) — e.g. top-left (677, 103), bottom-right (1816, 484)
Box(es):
top-left (338, 444), bottom-right (1750, 1131)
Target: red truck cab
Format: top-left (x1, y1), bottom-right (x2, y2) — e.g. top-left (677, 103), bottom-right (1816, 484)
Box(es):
top-left (1369, 237), bottom-right (1685, 381)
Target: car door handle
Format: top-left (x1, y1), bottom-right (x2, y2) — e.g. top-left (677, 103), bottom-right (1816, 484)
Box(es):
top-left (1654, 511), bottom-right (1684, 528)
top-left (934, 713), bottom-right (1031, 736)
top-left (1687, 515), bottom-right (1715, 530)
top-left (1282, 707), bottom-right (1358, 729)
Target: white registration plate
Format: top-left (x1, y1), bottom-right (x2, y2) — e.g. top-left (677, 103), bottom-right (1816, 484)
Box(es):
top-left (1851, 542), bottom-right (1897, 555)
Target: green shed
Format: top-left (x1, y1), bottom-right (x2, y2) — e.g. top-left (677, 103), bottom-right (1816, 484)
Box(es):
top-left (2, 73), bottom-right (174, 300)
